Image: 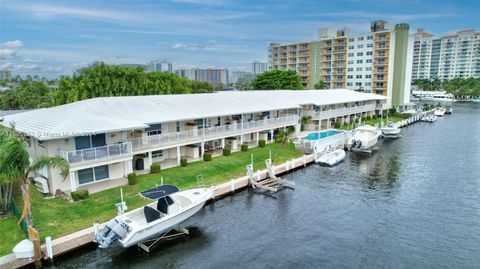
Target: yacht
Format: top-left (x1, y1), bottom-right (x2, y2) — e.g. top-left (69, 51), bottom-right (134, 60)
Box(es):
top-left (472, 99), bottom-right (480, 104)
top-left (445, 106), bottom-right (453, 114)
top-left (432, 94), bottom-right (454, 102)
top-left (94, 185), bottom-right (215, 248)
top-left (421, 114), bottom-right (437, 122)
top-left (381, 124), bottom-right (401, 138)
top-left (315, 148), bottom-right (346, 166)
top-left (347, 125), bottom-right (382, 152)
top-left (434, 107), bottom-right (446, 117)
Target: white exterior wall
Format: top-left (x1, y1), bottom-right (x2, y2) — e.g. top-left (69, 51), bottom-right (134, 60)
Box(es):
top-left (345, 33), bottom-right (376, 92)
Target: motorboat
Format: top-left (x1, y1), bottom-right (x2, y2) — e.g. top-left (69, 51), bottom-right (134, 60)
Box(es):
top-left (472, 99), bottom-right (480, 104)
top-left (381, 124), bottom-right (401, 138)
top-left (434, 107), bottom-right (446, 117)
top-left (421, 114), bottom-right (437, 122)
top-left (315, 148), bottom-right (346, 166)
top-left (445, 106), bottom-right (453, 114)
top-left (94, 185), bottom-right (215, 248)
top-left (347, 125), bottom-right (382, 152)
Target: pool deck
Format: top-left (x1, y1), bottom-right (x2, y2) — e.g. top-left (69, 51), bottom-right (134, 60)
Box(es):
top-left (0, 153), bottom-right (316, 269)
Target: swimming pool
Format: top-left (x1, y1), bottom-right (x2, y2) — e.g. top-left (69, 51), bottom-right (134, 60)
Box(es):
top-left (304, 130), bottom-right (342, 140)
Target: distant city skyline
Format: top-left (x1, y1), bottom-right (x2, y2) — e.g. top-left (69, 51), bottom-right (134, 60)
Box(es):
top-left (0, 0), bottom-right (479, 78)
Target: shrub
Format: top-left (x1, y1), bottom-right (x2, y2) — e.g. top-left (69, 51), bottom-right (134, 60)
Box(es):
top-left (372, 115), bottom-right (378, 119)
top-left (361, 117), bottom-right (367, 122)
top-left (180, 157), bottom-right (188, 167)
top-left (150, 163), bottom-right (161, 174)
top-left (366, 116), bottom-right (372, 120)
top-left (223, 148), bottom-right (231, 156)
top-left (127, 173), bottom-right (137, 185)
top-left (334, 122), bottom-right (341, 129)
top-left (203, 153), bottom-right (212, 161)
top-left (241, 143), bottom-right (248, 152)
top-left (71, 189), bottom-right (89, 201)
top-left (258, 139), bottom-right (266, 148)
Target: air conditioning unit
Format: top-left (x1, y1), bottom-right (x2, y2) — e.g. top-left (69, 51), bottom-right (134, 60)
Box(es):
top-left (33, 177), bottom-right (50, 194)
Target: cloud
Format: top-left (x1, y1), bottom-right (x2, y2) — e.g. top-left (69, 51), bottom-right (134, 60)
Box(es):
top-left (172, 40), bottom-right (217, 49)
top-left (22, 58), bottom-right (43, 63)
top-left (303, 11), bottom-right (455, 21)
top-left (0, 49), bottom-right (17, 58)
top-left (2, 40), bottom-right (24, 49)
top-left (0, 62), bottom-right (13, 69)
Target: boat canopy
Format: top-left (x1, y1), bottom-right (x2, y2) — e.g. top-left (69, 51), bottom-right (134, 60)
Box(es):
top-left (139, 185), bottom-right (179, 200)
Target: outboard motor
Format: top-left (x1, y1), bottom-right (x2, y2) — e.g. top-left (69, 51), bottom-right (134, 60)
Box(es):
top-left (357, 140), bottom-right (362, 149)
top-left (94, 219), bottom-right (118, 243)
top-left (98, 222), bottom-right (129, 248)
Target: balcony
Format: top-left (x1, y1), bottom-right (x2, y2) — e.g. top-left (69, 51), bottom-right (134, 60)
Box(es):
top-left (303, 104), bottom-right (377, 119)
top-left (60, 142), bottom-right (133, 165)
top-left (128, 115), bottom-right (300, 152)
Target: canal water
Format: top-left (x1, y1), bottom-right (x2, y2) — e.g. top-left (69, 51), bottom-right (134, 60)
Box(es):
top-left (48, 103), bottom-right (480, 269)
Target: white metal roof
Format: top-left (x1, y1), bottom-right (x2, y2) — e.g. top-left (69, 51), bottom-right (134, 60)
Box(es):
top-left (2, 89), bottom-right (386, 140)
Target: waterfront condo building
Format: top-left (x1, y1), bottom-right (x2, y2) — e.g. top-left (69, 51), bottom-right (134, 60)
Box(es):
top-left (176, 68), bottom-right (229, 86)
top-left (0, 69), bottom-right (12, 80)
top-left (268, 20), bottom-right (412, 106)
top-left (411, 29), bottom-right (480, 80)
top-left (2, 90), bottom-right (386, 195)
top-left (146, 60), bottom-right (173, 73)
top-left (252, 61), bottom-right (268, 77)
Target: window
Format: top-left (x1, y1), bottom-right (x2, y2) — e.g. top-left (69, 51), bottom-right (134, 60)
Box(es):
top-left (347, 68), bottom-right (354, 71)
top-left (347, 82), bottom-right (353, 86)
top-left (152, 150), bottom-right (163, 158)
top-left (348, 38), bottom-right (355, 42)
top-left (357, 60), bottom-right (363, 64)
top-left (357, 37), bottom-right (364, 41)
top-left (366, 51), bottom-right (373, 56)
top-left (194, 119), bottom-right (203, 128)
top-left (365, 82), bottom-right (371, 86)
top-left (356, 67), bottom-right (362, 71)
top-left (78, 165), bottom-right (109, 185)
top-left (366, 59), bottom-right (373, 63)
top-left (357, 45), bottom-right (364, 49)
top-left (357, 52), bottom-right (363, 56)
top-left (367, 43), bottom-right (373, 48)
top-left (348, 53), bottom-right (354, 57)
top-left (348, 45), bottom-right (354, 49)
top-left (347, 75), bottom-right (353, 79)
top-left (37, 140), bottom-right (46, 148)
top-left (367, 35), bottom-right (373, 40)
top-left (356, 75), bottom-right (362, 79)
top-left (176, 121), bottom-right (180, 132)
top-left (356, 82), bottom-right (362, 86)
top-left (366, 67), bottom-right (372, 71)
top-left (146, 124), bottom-right (162, 135)
top-left (348, 60), bottom-right (354, 64)
top-left (365, 74), bottom-right (372, 78)
top-left (75, 134), bottom-right (106, 150)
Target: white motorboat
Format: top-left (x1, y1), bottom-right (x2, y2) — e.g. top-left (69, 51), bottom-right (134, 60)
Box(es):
top-left (445, 106), bottom-right (453, 114)
top-left (347, 125), bottom-right (382, 152)
top-left (315, 148), bottom-right (346, 166)
top-left (95, 185), bottom-right (215, 248)
top-left (421, 114), bottom-right (437, 122)
top-left (434, 108), bottom-right (446, 117)
top-left (381, 124), bottom-right (401, 138)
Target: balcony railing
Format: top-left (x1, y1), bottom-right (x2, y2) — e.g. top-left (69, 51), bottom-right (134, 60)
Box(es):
top-left (60, 142), bottom-right (133, 165)
top-left (303, 104), bottom-right (377, 119)
top-left (128, 115), bottom-right (299, 151)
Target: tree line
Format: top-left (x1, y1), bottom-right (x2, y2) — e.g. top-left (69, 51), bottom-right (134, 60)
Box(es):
top-left (0, 62), bottom-right (214, 110)
top-left (412, 77), bottom-right (480, 98)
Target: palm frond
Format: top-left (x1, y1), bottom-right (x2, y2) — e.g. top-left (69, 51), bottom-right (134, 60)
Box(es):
top-left (0, 136), bottom-right (30, 184)
top-left (29, 156), bottom-right (70, 180)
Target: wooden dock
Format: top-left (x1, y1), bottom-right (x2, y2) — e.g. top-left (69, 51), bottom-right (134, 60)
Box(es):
top-left (0, 154), bottom-right (316, 269)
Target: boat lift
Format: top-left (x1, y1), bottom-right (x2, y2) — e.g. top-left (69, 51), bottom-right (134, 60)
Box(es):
top-left (247, 153), bottom-right (294, 193)
top-left (138, 226), bottom-right (190, 253)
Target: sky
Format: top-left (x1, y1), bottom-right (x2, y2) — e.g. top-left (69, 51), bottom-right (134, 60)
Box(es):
top-left (0, 0), bottom-right (479, 78)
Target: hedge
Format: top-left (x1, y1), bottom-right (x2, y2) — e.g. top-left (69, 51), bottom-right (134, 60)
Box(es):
top-left (223, 148), bottom-right (231, 156)
top-left (71, 189), bottom-right (89, 201)
top-left (258, 139), bottom-right (266, 148)
top-left (334, 122), bottom-right (341, 129)
top-left (150, 163), bottom-right (161, 174)
top-left (241, 144), bottom-right (248, 152)
top-left (203, 153), bottom-right (212, 161)
top-left (127, 173), bottom-right (137, 185)
top-left (180, 157), bottom-right (188, 167)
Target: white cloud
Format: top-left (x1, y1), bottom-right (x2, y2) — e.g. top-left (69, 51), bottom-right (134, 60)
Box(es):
top-left (0, 48), bottom-right (17, 58)
top-left (1, 40), bottom-right (24, 49)
top-left (172, 40), bottom-right (217, 49)
top-left (0, 62), bottom-right (13, 69)
top-left (22, 58), bottom-right (43, 63)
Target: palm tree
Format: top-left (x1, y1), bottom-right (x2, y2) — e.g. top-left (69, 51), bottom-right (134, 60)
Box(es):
top-left (0, 135), bottom-right (69, 226)
top-left (314, 80), bottom-right (329, 90)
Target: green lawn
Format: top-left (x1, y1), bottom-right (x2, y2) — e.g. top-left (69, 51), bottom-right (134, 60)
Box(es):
top-left (339, 116), bottom-right (403, 130)
top-left (0, 142), bottom-right (303, 256)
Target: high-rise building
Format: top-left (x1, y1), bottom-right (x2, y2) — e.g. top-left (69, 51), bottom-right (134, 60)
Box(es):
top-left (252, 61), bottom-right (267, 77)
top-left (229, 70), bottom-right (254, 84)
top-left (268, 20), bottom-right (412, 106)
top-left (411, 29), bottom-right (480, 80)
top-left (147, 60), bottom-right (173, 73)
top-left (0, 69), bottom-right (12, 80)
top-left (176, 68), bottom-right (229, 86)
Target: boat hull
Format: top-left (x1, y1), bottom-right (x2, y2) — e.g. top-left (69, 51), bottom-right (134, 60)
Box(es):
top-left (120, 199), bottom-right (208, 247)
top-left (315, 149), bottom-right (346, 166)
